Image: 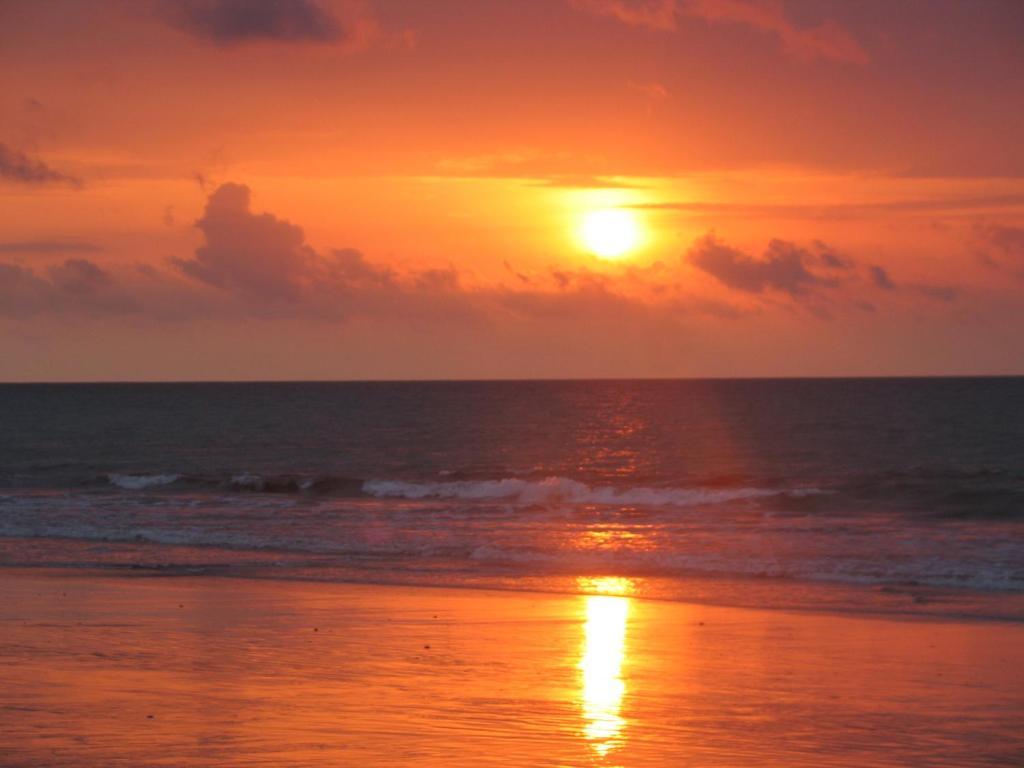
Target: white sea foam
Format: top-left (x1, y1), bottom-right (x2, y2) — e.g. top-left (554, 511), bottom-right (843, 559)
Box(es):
top-left (362, 476), bottom-right (811, 507)
top-left (108, 473), bottom-right (180, 490)
top-left (231, 473), bottom-right (266, 490)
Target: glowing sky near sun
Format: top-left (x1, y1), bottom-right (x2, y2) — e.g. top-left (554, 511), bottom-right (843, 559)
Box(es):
top-left (1, 0), bottom-right (1023, 380)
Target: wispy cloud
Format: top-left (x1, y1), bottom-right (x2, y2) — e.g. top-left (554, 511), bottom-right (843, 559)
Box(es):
top-left (569, 0), bottom-right (677, 30)
top-left (0, 241), bottom-right (103, 255)
top-left (526, 175), bottom-right (643, 190)
top-left (633, 194), bottom-right (1024, 219)
top-left (0, 143), bottom-right (81, 187)
top-left (570, 0), bottom-right (869, 64)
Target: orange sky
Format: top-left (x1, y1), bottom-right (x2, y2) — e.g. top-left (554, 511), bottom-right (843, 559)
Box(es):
top-left (2, 0), bottom-right (1023, 380)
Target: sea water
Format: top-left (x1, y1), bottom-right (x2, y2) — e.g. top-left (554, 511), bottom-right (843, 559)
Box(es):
top-left (1, 378), bottom-right (1021, 618)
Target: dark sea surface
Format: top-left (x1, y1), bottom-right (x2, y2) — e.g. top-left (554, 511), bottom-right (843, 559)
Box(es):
top-left (1, 378), bottom-right (1022, 618)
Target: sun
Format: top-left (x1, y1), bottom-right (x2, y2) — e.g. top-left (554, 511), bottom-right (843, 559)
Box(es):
top-left (579, 209), bottom-right (641, 259)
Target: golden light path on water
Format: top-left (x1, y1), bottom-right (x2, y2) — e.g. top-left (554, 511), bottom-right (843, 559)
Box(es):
top-left (577, 577), bottom-right (634, 758)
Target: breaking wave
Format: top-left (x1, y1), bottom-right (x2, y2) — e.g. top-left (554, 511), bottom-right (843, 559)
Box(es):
top-left (107, 473), bottom-right (181, 490)
top-left (362, 476), bottom-right (821, 506)
top-left (101, 471), bottom-right (821, 507)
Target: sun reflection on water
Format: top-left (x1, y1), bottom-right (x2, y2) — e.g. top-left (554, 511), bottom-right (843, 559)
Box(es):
top-left (577, 577), bottom-right (633, 757)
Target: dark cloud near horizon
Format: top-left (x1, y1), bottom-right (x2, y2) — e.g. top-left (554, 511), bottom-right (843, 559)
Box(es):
top-left (0, 259), bottom-right (137, 318)
top-left (173, 182), bottom-right (315, 302)
top-left (976, 223), bottom-right (1024, 276)
top-left (171, 182), bottom-right (715, 325)
top-left (869, 262), bottom-right (958, 302)
top-left (687, 235), bottom-right (850, 297)
top-left (0, 142), bottom-right (81, 187)
top-left (690, 234), bottom-right (962, 308)
top-left (0, 182), bottom-right (972, 326)
top-left (163, 0), bottom-right (345, 46)
top-left (170, 182), bottom-right (468, 321)
top-left (167, 188), bottom-right (966, 325)
top-left (869, 264), bottom-right (896, 290)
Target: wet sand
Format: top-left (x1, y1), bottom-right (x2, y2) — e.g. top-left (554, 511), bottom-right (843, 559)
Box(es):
top-left (0, 570), bottom-right (1021, 767)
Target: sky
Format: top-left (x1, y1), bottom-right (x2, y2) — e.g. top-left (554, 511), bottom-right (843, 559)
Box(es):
top-left (1, 0), bottom-right (1023, 381)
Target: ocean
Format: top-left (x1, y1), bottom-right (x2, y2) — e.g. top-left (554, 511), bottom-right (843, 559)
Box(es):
top-left (1, 378), bottom-right (1022, 619)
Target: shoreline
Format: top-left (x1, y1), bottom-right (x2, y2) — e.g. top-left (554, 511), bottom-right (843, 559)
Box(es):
top-left (2, 550), bottom-right (1022, 625)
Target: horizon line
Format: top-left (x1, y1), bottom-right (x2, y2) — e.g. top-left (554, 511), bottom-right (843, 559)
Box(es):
top-left (1, 373), bottom-right (1021, 386)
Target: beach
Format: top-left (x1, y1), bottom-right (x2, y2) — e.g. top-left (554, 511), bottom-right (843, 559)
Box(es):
top-left (1, 569), bottom-right (1021, 767)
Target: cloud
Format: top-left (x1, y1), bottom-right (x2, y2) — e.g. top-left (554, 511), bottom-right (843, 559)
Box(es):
top-left (527, 175), bottom-right (642, 190)
top-left (173, 182), bottom-right (315, 303)
top-left (162, 0), bottom-right (355, 46)
top-left (437, 148), bottom-right (577, 176)
top-left (568, 0), bottom-right (677, 30)
top-left (435, 148), bottom-right (640, 181)
top-left (869, 264), bottom-right (896, 290)
top-left (0, 182), bottom-right (969, 332)
top-left (628, 81), bottom-right (670, 100)
top-left (173, 179), bottom-right (970, 323)
top-left (913, 283), bottom-right (959, 303)
top-left (976, 223), bottom-right (1024, 276)
top-left (323, 246), bottom-right (396, 287)
top-left (0, 241), bottom-right (103, 255)
top-left (170, 182), bottom-right (476, 321)
top-left (160, 183), bottom-right (740, 325)
top-left (688, 235), bottom-right (961, 309)
top-left (682, 0), bottom-right (868, 64)
top-left (48, 259), bottom-right (113, 294)
top-left (570, 0), bottom-right (868, 64)
top-left (0, 264), bottom-right (50, 317)
top-left (869, 263), bottom-right (958, 302)
top-left (0, 259), bottom-right (137, 318)
top-left (633, 194), bottom-right (1024, 219)
top-left (687, 234), bottom-right (850, 297)
top-left (0, 142), bottom-right (81, 186)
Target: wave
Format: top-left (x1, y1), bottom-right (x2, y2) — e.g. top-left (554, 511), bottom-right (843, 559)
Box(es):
top-left (362, 476), bottom-right (821, 507)
top-left (93, 468), bottom-right (1024, 520)
top-left (226, 473), bottom-right (366, 495)
top-left (107, 473), bottom-right (181, 490)
top-left (99, 470), bottom-right (821, 507)
top-left (104, 472), bottom-right (364, 496)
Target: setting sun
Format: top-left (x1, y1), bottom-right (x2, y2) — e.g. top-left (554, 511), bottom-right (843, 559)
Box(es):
top-left (579, 209), bottom-right (641, 259)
